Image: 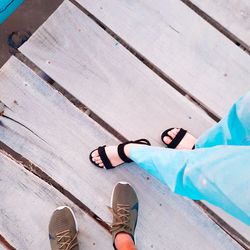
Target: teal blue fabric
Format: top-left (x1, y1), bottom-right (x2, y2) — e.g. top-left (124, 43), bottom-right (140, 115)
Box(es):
top-left (0, 0), bottom-right (24, 24)
top-left (130, 92), bottom-right (250, 225)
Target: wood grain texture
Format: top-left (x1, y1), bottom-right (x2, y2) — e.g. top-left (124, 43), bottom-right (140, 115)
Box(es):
top-left (190, 0), bottom-right (250, 48)
top-left (18, 0), bottom-right (249, 240)
top-left (0, 152), bottom-right (112, 250)
top-left (0, 57), bottom-right (242, 249)
top-left (70, 0), bottom-right (250, 118)
top-left (205, 202), bottom-right (250, 241)
top-left (19, 0), bottom-right (215, 145)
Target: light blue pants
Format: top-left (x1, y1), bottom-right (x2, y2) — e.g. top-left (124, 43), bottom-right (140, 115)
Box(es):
top-left (130, 92), bottom-right (250, 225)
top-left (0, 0), bottom-right (24, 24)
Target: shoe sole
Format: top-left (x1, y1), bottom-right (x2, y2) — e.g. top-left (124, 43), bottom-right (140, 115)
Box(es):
top-left (55, 206), bottom-right (79, 232)
top-left (110, 181), bottom-right (137, 243)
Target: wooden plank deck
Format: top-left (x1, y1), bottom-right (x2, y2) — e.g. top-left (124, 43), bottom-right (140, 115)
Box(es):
top-left (19, 0), bottom-right (215, 143)
top-left (0, 0), bottom-right (249, 249)
top-left (0, 56), bottom-right (241, 249)
top-left (189, 0), bottom-right (250, 49)
top-left (19, 0), bottom-right (250, 244)
top-left (73, 0), bottom-right (250, 118)
top-left (0, 152), bottom-right (112, 249)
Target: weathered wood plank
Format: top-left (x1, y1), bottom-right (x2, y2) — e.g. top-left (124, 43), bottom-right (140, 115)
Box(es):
top-left (0, 152), bottom-right (112, 250)
top-left (206, 203), bottom-right (250, 241)
top-left (66, 0), bottom-right (250, 118)
top-left (0, 57), bottom-right (242, 249)
top-left (18, 1), bottom-right (249, 240)
top-left (19, 0), bottom-right (214, 143)
top-left (190, 0), bottom-right (250, 48)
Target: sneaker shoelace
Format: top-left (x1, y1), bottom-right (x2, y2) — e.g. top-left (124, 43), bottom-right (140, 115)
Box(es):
top-left (109, 204), bottom-right (132, 232)
top-left (56, 229), bottom-right (78, 250)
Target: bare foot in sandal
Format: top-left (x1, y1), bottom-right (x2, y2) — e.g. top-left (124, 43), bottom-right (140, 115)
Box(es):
top-left (91, 146), bottom-right (125, 168)
top-left (161, 128), bottom-right (196, 150)
top-left (89, 139), bottom-right (150, 169)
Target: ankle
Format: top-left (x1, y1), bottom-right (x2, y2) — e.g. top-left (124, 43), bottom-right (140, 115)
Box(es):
top-left (114, 233), bottom-right (136, 250)
top-left (124, 143), bottom-right (144, 159)
top-left (124, 144), bottom-right (133, 159)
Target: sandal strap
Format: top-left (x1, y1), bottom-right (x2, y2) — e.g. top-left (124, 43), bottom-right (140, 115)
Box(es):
top-left (98, 146), bottom-right (114, 170)
top-left (167, 128), bottom-right (187, 148)
top-left (134, 138), bottom-right (151, 146)
top-left (117, 139), bottom-right (151, 163)
top-left (117, 142), bottom-right (133, 163)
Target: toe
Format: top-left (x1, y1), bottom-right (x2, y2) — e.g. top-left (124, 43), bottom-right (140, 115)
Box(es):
top-left (95, 159), bottom-right (103, 164)
top-left (163, 136), bottom-right (172, 145)
top-left (98, 163), bottom-right (104, 168)
top-left (172, 128), bottom-right (180, 135)
top-left (92, 155), bottom-right (103, 165)
top-left (168, 128), bottom-right (180, 139)
top-left (168, 130), bottom-right (176, 139)
top-left (91, 150), bottom-right (99, 158)
top-left (93, 156), bottom-right (101, 161)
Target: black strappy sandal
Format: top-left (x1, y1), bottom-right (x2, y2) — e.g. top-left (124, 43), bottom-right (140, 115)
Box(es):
top-left (89, 139), bottom-right (151, 170)
top-left (161, 128), bottom-right (195, 149)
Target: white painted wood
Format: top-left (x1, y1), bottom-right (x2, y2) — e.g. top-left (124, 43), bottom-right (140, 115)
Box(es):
top-left (190, 0), bottom-right (250, 48)
top-left (66, 0), bottom-right (250, 118)
top-left (0, 152), bottom-right (112, 250)
top-left (18, 1), bottom-right (249, 240)
top-left (205, 202), bottom-right (250, 241)
top-left (0, 57), bottom-right (242, 249)
top-left (19, 0), bottom-right (215, 144)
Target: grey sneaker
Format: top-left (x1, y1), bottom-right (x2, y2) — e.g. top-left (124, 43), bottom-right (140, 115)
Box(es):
top-left (49, 206), bottom-right (79, 250)
top-left (110, 182), bottom-right (138, 248)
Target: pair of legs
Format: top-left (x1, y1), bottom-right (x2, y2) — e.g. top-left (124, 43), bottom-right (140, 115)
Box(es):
top-left (49, 182), bottom-right (138, 250)
top-left (91, 92), bottom-right (250, 226)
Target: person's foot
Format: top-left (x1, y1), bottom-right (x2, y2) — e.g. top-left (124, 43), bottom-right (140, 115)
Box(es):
top-left (110, 182), bottom-right (138, 249)
top-left (162, 128), bottom-right (196, 150)
top-left (91, 145), bottom-right (125, 168)
top-left (90, 139), bottom-right (150, 169)
top-left (49, 206), bottom-right (79, 250)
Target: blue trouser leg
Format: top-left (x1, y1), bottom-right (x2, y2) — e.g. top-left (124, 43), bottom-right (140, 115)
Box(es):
top-left (129, 93), bottom-right (250, 225)
top-left (130, 145), bottom-right (250, 225)
top-left (196, 92), bottom-right (250, 148)
top-left (0, 0), bottom-right (24, 24)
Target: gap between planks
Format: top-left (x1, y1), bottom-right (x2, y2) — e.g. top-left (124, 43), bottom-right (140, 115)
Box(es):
top-left (17, 0), bottom-right (221, 123)
top-left (9, 0), bottom-right (249, 244)
top-left (69, 0), bottom-right (221, 122)
top-left (1, 118), bottom-right (249, 249)
top-left (195, 201), bottom-right (250, 249)
top-left (12, 54), bottom-right (250, 249)
top-left (0, 234), bottom-right (15, 250)
top-left (15, 53), bottom-right (127, 142)
top-left (0, 142), bottom-right (110, 233)
top-left (180, 0), bottom-right (250, 54)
